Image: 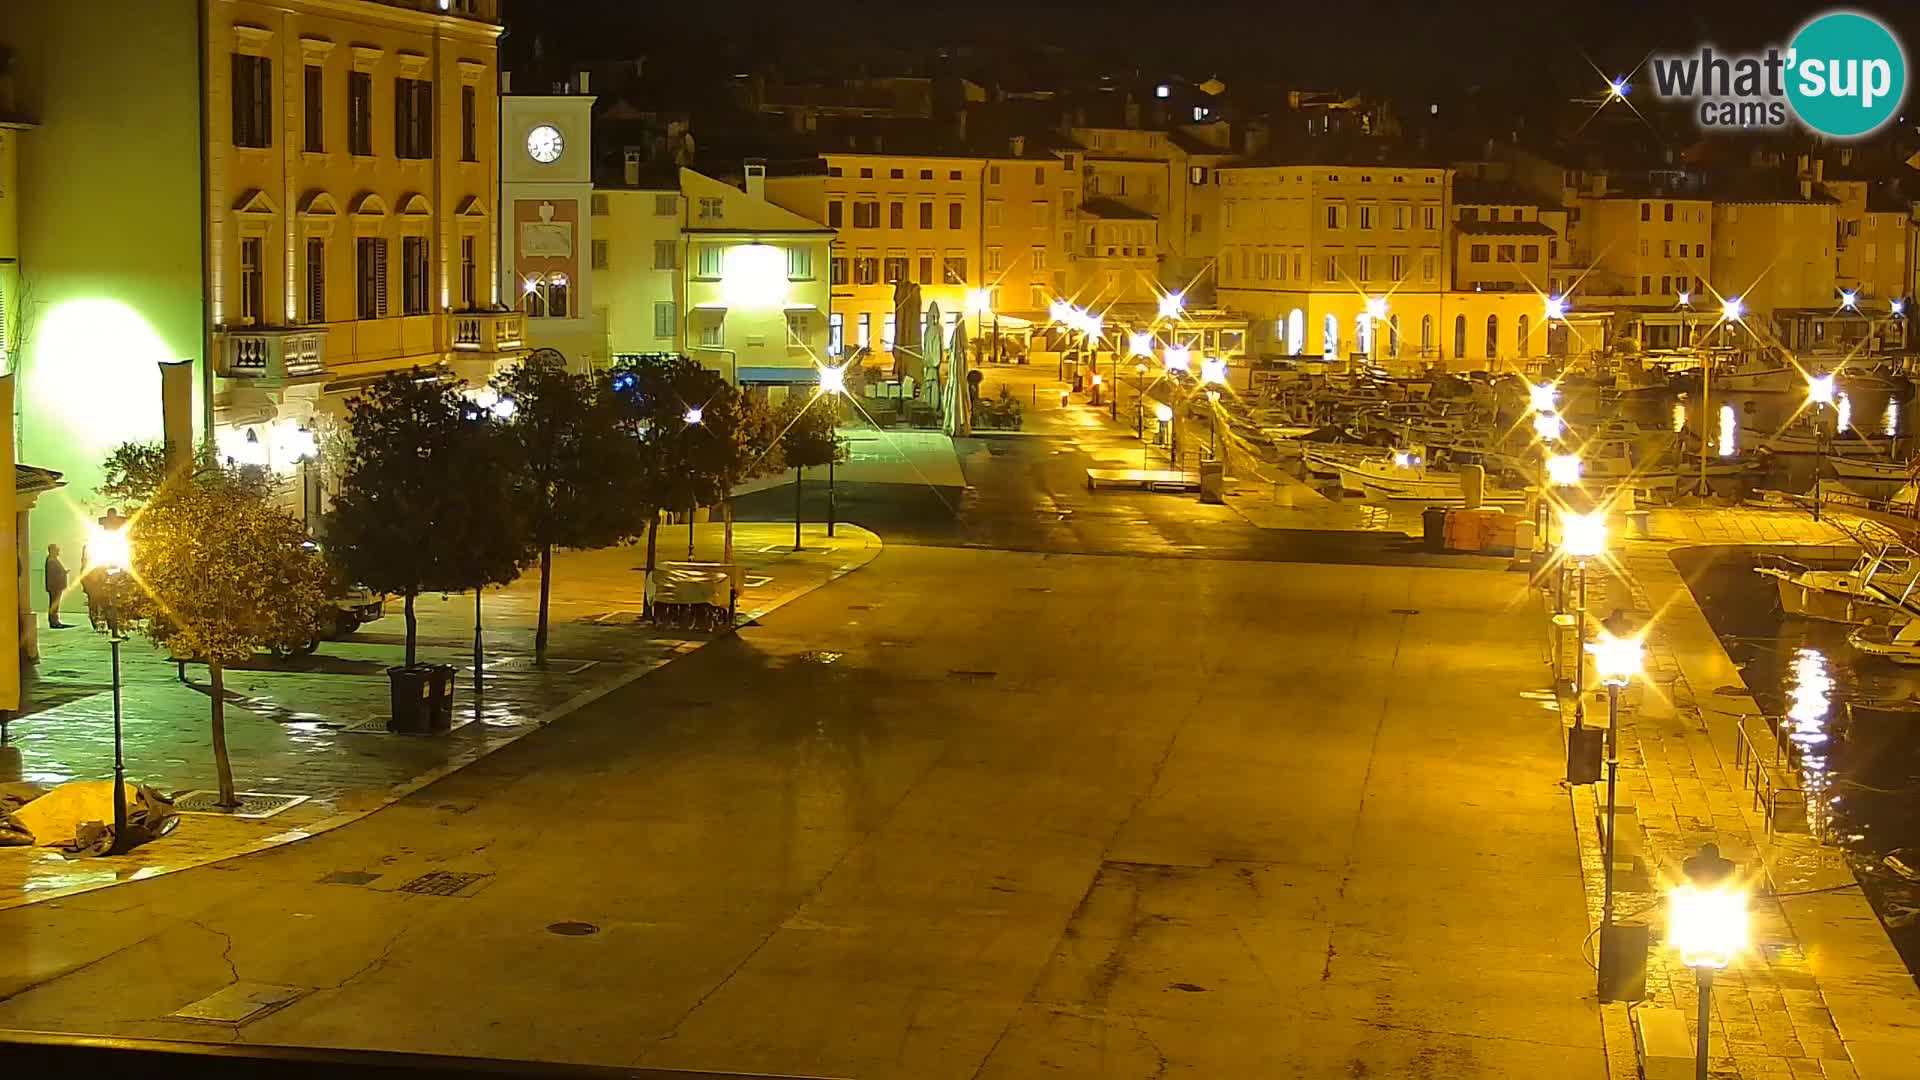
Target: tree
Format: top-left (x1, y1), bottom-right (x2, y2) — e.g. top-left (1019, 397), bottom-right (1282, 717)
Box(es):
top-left (717, 395), bottom-right (783, 562)
top-left (328, 370), bottom-right (526, 668)
top-left (609, 354), bottom-right (738, 574)
top-left (104, 446), bottom-right (333, 807)
top-left (774, 392), bottom-right (845, 550)
top-left (492, 349), bottom-right (645, 659)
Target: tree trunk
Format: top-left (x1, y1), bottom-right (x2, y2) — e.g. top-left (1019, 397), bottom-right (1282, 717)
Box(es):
top-left (209, 662), bottom-right (237, 808)
top-left (535, 542), bottom-right (553, 662)
top-left (794, 466), bottom-right (804, 551)
top-left (404, 591), bottom-right (418, 668)
top-left (722, 497), bottom-right (735, 563)
top-left (645, 511), bottom-right (660, 572)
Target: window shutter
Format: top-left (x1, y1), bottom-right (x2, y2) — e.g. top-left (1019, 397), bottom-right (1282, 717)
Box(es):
top-left (418, 82), bottom-right (432, 154)
top-left (232, 53), bottom-right (248, 143)
top-left (257, 58), bottom-right (272, 146)
top-left (394, 79), bottom-right (407, 156)
top-left (376, 238), bottom-right (389, 316)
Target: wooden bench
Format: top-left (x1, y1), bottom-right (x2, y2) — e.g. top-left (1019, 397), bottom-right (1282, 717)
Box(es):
top-left (1085, 468), bottom-right (1200, 493)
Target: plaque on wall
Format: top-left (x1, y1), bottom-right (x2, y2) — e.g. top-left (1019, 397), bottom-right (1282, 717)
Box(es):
top-left (519, 202), bottom-right (573, 257)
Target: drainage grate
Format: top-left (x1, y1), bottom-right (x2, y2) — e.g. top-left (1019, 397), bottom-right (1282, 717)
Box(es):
top-left (396, 870), bottom-right (491, 897)
top-left (947, 670), bottom-right (997, 681)
top-left (1389, 608), bottom-right (1421, 616)
top-left (486, 658), bottom-right (598, 675)
top-left (171, 982), bottom-right (305, 1025)
top-left (846, 604), bottom-right (873, 611)
top-left (173, 791), bottom-right (308, 818)
top-left (318, 870), bottom-right (381, 886)
top-left (546, 921), bottom-right (599, 937)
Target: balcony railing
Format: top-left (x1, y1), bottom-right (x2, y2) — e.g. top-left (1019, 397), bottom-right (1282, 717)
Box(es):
top-left (216, 327), bottom-right (327, 382)
top-left (452, 310), bottom-right (526, 354)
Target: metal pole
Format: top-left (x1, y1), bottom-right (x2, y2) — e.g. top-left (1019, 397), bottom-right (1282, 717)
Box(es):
top-left (688, 506), bottom-right (696, 557)
top-left (1602, 681), bottom-right (1620, 934)
top-left (1699, 339), bottom-right (1709, 498)
top-left (828, 452), bottom-right (836, 538)
top-left (110, 631), bottom-right (127, 848)
top-left (1111, 352), bottom-right (1118, 420)
top-left (1696, 967), bottom-right (1713, 1080)
top-left (1814, 407), bottom-right (1825, 523)
top-left (473, 588), bottom-right (483, 702)
top-left (1575, 559), bottom-right (1588, 727)
top-left (794, 467), bottom-right (802, 551)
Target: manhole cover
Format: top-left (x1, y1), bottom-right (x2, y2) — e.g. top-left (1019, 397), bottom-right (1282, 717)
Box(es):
top-left (948, 670), bottom-right (997, 681)
top-left (397, 870), bottom-right (491, 896)
top-left (173, 791), bottom-right (308, 818)
top-left (171, 981), bottom-right (304, 1024)
top-left (318, 870), bottom-right (381, 886)
top-left (1390, 608), bottom-right (1421, 615)
top-left (547, 921), bottom-right (599, 936)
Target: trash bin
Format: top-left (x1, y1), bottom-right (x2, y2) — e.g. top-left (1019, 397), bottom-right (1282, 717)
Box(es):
top-left (1422, 507), bottom-right (1448, 552)
top-left (388, 664), bottom-right (458, 734)
top-left (1199, 460), bottom-right (1226, 504)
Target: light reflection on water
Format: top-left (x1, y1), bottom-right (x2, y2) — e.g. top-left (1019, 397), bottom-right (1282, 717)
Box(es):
top-left (1786, 647), bottom-right (1834, 838)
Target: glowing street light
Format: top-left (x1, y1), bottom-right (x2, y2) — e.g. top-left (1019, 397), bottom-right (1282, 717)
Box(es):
top-left (965, 288), bottom-right (992, 316)
top-left (1154, 402), bottom-right (1173, 423)
top-left (1163, 345), bottom-right (1192, 373)
top-left (1607, 77), bottom-right (1629, 99)
top-left (817, 363), bottom-right (847, 396)
top-left (1533, 411), bottom-right (1564, 441)
top-left (1200, 356), bottom-right (1228, 386)
top-left (1365, 296), bottom-right (1389, 321)
top-left (817, 365), bottom-right (848, 537)
top-left (1527, 382), bottom-right (1558, 414)
top-left (89, 522), bottom-right (130, 573)
top-left (1678, 291), bottom-right (1692, 308)
top-left (1158, 291), bottom-right (1185, 319)
top-left (1544, 295), bottom-right (1568, 321)
top-left (1721, 296), bottom-right (1744, 322)
top-left (1588, 629), bottom-right (1644, 1001)
top-left (1546, 452), bottom-right (1582, 487)
top-left (1806, 372), bottom-right (1835, 406)
top-left (1049, 298), bottom-right (1073, 325)
top-left (1894, 299), bottom-right (1907, 316)
top-left (1840, 289), bottom-right (1858, 310)
top-left (1808, 373), bottom-right (1836, 522)
top-left (1129, 332), bottom-right (1154, 357)
top-left (1561, 510), bottom-right (1606, 560)
top-left (683, 406), bottom-right (703, 425)
top-left (1671, 843), bottom-right (1745, 1078)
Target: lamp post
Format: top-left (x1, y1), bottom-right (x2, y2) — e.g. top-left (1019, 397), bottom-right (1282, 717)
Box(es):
top-left (819, 365), bottom-right (846, 538)
top-left (1134, 359), bottom-right (1148, 438)
top-left (1671, 844), bottom-right (1744, 1080)
top-left (1365, 296), bottom-right (1389, 369)
top-left (684, 405), bottom-right (704, 556)
top-left (1808, 373), bottom-right (1835, 523)
top-left (90, 521), bottom-right (132, 851)
top-left (1561, 510), bottom-right (1607, 729)
top-left (1154, 402), bottom-right (1174, 467)
top-left (1588, 630), bottom-right (1643, 998)
top-left (1532, 402), bottom-right (1566, 610)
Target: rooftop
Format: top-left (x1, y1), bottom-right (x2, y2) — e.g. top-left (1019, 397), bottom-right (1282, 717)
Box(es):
top-left (1452, 178), bottom-right (1549, 208)
top-left (1455, 220), bottom-right (1556, 237)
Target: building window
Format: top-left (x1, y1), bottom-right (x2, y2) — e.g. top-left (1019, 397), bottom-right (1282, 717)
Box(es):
top-left (1460, 208), bottom-right (1478, 222)
top-left (853, 201), bottom-right (878, 228)
top-left (695, 311), bottom-right (721, 347)
top-left (1664, 202), bottom-right (1675, 222)
top-left (890, 201), bottom-right (905, 229)
top-left (1357, 255), bottom-right (1371, 280)
top-left (1469, 244), bottom-right (1489, 264)
top-left (1694, 243), bottom-right (1705, 258)
top-left (919, 202), bottom-right (933, 229)
top-left (882, 312), bottom-right (896, 348)
top-left (1189, 165), bottom-right (1208, 185)
top-left (696, 244), bottom-right (724, 279)
top-left (856, 312), bottom-right (870, 348)
top-left (1517, 314), bottom-right (1530, 357)
top-left (239, 237), bottom-right (263, 324)
top-left (949, 170), bottom-right (962, 180)
top-left (461, 86), bottom-right (477, 162)
top-left (917, 256), bottom-right (933, 284)
top-left (1390, 254), bottom-right (1405, 280)
top-left (827, 312), bottom-right (844, 355)
top-left (394, 78), bottom-right (433, 159)
top-left (1641, 275), bottom-right (1652, 293)
top-left (1421, 253), bottom-right (1436, 282)
top-left (698, 197), bottom-right (724, 221)
top-left (890, 168), bottom-right (904, 180)
top-left (830, 257), bottom-right (849, 285)
top-left (827, 166), bottom-right (842, 177)
top-left (348, 71), bottom-right (373, 156)
top-left (948, 203), bottom-right (963, 229)
top-left (589, 194), bottom-right (608, 216)
top-left (306, 238), bottom-right (326, 322)
top-left (854, 255), bottom-right (878, 285)
top-left (920, 169), bottom-right (933, 180)
top-left (1393, 205), bottom-right (1408, 230)
top-left (1485, 314), bottom-right (1498, 358)
top-left (460, 236), bottom-right (476, 309)
top-left (401, 236), bottom-right (429, 315)
top-left (1420, 314), bottom-right (1432, 354)
top-left (1323, 255), bottom-right (1338, 282)
top-left (828, 201), bottom-right (844, 228)
top-left (1388, 314), bottom-right (1399, 358)
top-left (1641, 202), bottom-right (1651, 221)
top-left (1453, 315), bottom-right (1466, 357)
top-left (232, 54), bottom-right (272, 148)
top-left (988, 165), bottom-right (1002, 185)
top-left (1660, 274), bottom-right (1671, 294)
top-left (985, 246), bottom-right (1002, 273)
top-left (1358, 205), bottom-right (1374, 229)
top-left (944, 253), bottom-right (967, 282)
top-left (591, 239), bottom-right (609, 270)
top-left (1324, 313), bottom-right (1339, 359)
top-left (655, 194), bottom-right (677, 216)
top-left (1325, 204), bottom-right (1343, 229)
top-left (654, 301), bottom-right (675, 338)
top-left (883, 255), bottom-right (907, 284)
top-left (1423, 206), bottom-right (1437, 230)
top-left (859, 168), bottom-right (873, 179)
top-left (356, 237), bottom-right (388, 319)
top-left (654, 239), bottom-right (676, 270)
top-left (1522, 244), bottom-right (1539, 261)
top-left (303, 65), bottom-right (324, 153)
top-left (788, 246), bottom-right (814, 280)
top-left (985, 200), bottom-right (1003, 227)
top-left (1031, 284), bottom-right (1047, 309)
top-left (1032, 245), bottom-right (1047, 271)
top-left (1190, 213), bottom-right (1202, 234)
top-left (1639, 239), bottom-right (1649, 256)
top-left (1496, 245), bottom-right (1515, 263)
top-left (787, 311), bottom-right (812, 346)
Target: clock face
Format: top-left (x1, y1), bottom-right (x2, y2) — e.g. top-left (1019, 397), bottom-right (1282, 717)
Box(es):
top-left (526, 125), bottom-right (563, 163)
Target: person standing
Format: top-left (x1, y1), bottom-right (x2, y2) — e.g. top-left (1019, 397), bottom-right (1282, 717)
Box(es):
top-left (43, 544), bottom-right (70, 629)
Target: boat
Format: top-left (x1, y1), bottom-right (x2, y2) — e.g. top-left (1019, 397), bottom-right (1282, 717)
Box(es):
top-left (1756, 548), bottom-right (1918, 625)
top-left (1744, 424), bottom-right (1895, 457)
top-left (1712, 360), bottom-right (1799, 393)
top-left (1825, 456), bottom-right (1916, 485)
top-left (1848, 618), bottom-right (1920, 664)
top-left (1322, 447), bottom-right (1526, 503)
top-left (1264, 424), bottom-right (1338, 459)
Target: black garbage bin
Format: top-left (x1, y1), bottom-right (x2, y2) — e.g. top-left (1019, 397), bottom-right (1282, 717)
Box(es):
top-left (388, 664), bottom-right (458, 733)
top-left (1421, 507), bottom-right (1448, 553)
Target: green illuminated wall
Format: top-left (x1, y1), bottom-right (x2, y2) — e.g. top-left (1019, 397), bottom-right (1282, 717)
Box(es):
top-left (0, 0), bottom-right (205, 588)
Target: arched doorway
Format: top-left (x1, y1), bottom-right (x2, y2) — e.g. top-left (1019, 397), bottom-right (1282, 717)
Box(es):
top-left (1288, 308), bottom-right (1304, 355)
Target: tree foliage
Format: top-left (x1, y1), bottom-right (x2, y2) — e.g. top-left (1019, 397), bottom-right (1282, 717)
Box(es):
top-left (328, 370), bottom-right (527, 666)
top-left (775, 392), bottom-right (845, 471)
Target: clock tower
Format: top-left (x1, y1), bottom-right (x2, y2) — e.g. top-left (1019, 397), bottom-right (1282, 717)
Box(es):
top-left (500, 90), bottom-right (598, 367)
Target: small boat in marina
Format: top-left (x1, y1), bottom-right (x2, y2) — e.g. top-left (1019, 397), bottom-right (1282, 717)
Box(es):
top-left (1756, 547), bottom-right (1919, 625)
top-left (1849, 618), bottom-right (1920, 664)
top-left (1744, 424), bottom-right (1896, 457)
top-left (1320, 447), bottom-right (1526, 503)
top-left (1825, 456), bottom-right (1916, 486)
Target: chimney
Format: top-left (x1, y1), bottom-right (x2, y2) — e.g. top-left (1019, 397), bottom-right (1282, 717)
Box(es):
top-left (744, 161), bottom-right (767, 201)
top-left (501, 70), bottom-right (513, 94)
top-left (953, 107), bottom-right (968, 143)
top-left (1124, 97), bottom-right (1140, 129)
top-left (1800, 177), bottom-right (1812, 199)
top-left (1814, 158), bottom-right (1825, 182)
top-left (1009, 135), bottom-right (1026, 157)
top-left (1589, 173), bottom-right (1605, 197)
top-left (576, 69), bottom-right (591, 94)
top-left (624, 149), bottom-right (641, 186)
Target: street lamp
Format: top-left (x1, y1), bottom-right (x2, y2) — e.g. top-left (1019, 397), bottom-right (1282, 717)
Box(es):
top-left (1545, 294), bottom-right (1568, 322)
top-left (1533, 411), bottom-right (1564, 441)
top-left (90, 520), bottom-right (133, 852)
top-left (1808, 373), bottom-right (1835, 522)
top-left (1671, 844), bottom-right (1745, 1080)
top-left (1546, 452), bottom-right (1582, 487)
top-left (1527, 381), bottom-right (1558, 414)
top-left (1561, 510), bottom-right (1607, 729)
top-left (1721, 296), bottom-right (1744, 322)
top-left (1158, 291), bottom-right (1184, 320)
top-left (1840, 289), bottom-right (1858, 311)
top-left (1206, 388), bottom-right (1221, 457)
top-left (819, 365), bottom-right (846, 538)
top-left (1588, 630), bottom-right (1643, 999)
top-left (684, 406), bottom-right (704, 555)
top-left (1154, 401), bottom-right (1175, 466)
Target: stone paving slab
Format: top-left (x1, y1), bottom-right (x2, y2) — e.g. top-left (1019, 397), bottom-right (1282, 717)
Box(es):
top-left (0, 522), bottom-right (881, 912)
top-left (1546, 505), bottom-right (1920, 1080)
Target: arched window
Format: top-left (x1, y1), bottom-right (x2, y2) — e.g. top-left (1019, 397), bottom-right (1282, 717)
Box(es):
top-left (1421, 314), bottom-right (1433, 356)
top-left (1356, 312), bottom-right (1370, 355)
top-left (1323, 312), bottom-right (1339, 359)
top-left (1517, 314), bottom-right (1530, 358)
top-left (1485, 314), bottom-right (1499, 359)
top-left (522, 276), bottom-right (547, 318)
top-left (1288, 308), bottom-right (1304, 355)
top-left (1453, 314), bottom-right (1466, 358)
top-left (1388, 314), bottom-right (1400, 358)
